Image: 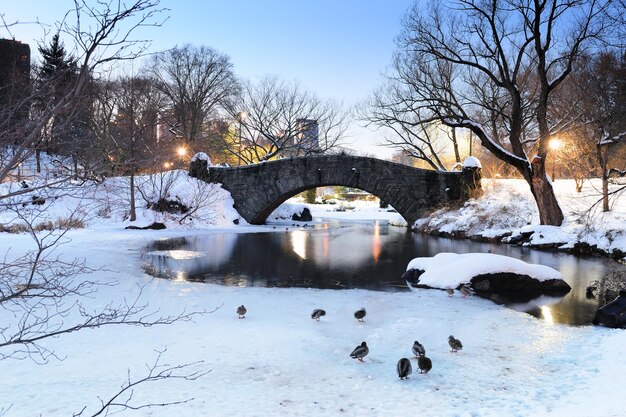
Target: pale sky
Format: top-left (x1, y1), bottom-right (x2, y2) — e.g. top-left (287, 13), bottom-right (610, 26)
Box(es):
top-left (2, 0), bottom-right (417, 158)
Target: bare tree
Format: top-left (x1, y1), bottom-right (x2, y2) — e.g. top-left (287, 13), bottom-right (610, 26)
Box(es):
top-left (385, 0), bottom-right (614, 225)
top-left (0, 0), bottom-right (167, 197)
top-left (89, 75), bottom-right (120, 175)
top-left (225, 75), bottom-right (348, 164)
top-left (148, 44), bottom-right (239, 148)
top-left (362, 60), bottom-right (464, 170)
top-left (1, 3), bottom-right (213, 414)
top-left (0, 208), bottom-right (200, 363)
top-left (106, 74), bottom-right (170, 221)
top-left (574, 51), bottom-right (626, 210)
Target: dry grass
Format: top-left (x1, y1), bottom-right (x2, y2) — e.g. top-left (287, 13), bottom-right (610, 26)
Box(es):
top-left (1, 217), bottom-right (86, 234)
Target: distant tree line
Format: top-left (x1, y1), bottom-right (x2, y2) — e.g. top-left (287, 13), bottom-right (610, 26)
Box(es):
top-left (0, 37), bottom-right (348, 194)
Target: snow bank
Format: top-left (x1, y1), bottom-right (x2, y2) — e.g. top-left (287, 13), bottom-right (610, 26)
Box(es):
top-left (406, 252), bottom-right (564, 288)
top-left (191, 152), bottom-right (212, 166)
top-left (0, 170), bottom-right (243, 230)
top-left (268, 202), bottom-right (307, 221)
top-left (414, 179), bottom-right (626, 259)
top-left (462, 156), bottom-right (482, 168)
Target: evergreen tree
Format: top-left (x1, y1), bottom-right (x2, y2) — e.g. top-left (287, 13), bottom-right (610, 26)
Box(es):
top-left (36, 33), bottom-right (87, 161)
top-left (38, 33), bottom-right (76, 82)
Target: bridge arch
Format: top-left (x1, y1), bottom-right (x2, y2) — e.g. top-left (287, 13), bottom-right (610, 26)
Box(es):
top-left (189, 155), bottom-right (480, 226)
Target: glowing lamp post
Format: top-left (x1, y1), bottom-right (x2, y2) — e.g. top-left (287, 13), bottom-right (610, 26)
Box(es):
top-left (175, 146), bottom-right (188, 168)
top-left (549, 137), bottom-right (562, 180)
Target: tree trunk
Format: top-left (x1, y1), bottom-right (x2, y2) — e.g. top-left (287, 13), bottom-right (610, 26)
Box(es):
top-left (602, 170), bottom-right (610, 212)
top-left (129, 170), bottom-right (137, 222)
top-left (72, 154), bottom-right (78, 180)
top-left (451, 128), bottom-right (461, 163)
top-left (36, 149), bottom-right (41, 173)
top-left (529, 157), bottom-right (564, 225)
top-left (575, 177), bottom-right (584, 193)
top-left (597, 144), bottom-right (610, 212)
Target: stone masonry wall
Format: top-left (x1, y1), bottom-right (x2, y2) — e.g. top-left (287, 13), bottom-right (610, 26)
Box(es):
top-left (189, 155), bottom-right (481, 225)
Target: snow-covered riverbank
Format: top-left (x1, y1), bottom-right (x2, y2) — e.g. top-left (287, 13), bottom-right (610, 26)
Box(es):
top-left (2, 170), bottom-right (626, 416)
top-left (413, 179), bottom-right (626, 259)
top-left (1, 220), bottom-right (625, 416)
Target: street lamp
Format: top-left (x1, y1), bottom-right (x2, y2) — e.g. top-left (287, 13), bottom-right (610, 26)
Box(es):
top-left (175, 146), bottom-right (188, 169)
top-left (549, 137), bottom-right (562, 180)
top-left (236, 111), bottom-right (247, 166)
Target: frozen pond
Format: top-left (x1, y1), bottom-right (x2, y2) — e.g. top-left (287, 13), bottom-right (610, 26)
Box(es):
top-left (142, 219), bottom-right (626, 325)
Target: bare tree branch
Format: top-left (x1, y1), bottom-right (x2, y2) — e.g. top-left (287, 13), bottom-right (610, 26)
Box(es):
top-left (73, 348), bottom-right (210, 417)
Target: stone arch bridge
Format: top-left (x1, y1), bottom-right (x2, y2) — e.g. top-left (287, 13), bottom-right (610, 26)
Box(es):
top-left (189, 155), bottom-right (481, 226)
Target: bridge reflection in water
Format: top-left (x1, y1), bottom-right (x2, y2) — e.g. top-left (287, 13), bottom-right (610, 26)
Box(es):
top-left (142, 220), bottom-right (625, 325)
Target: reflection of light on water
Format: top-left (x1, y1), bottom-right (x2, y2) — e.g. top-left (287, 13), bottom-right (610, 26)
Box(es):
top-left (540, 305), bottom-right (554, 324)
top-left (174, 271), bottom-right (187, 282)
top-left (291, 230), bottom-right (307, 259)
top-left (372, 221), bottom-right (381, 264)
top-left (323, 230), bottom-right (329, 258)
top-left (168, 250), bottom-right (204, 260)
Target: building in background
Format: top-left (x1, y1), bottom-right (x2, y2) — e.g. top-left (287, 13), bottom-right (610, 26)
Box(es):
top-left (295, 118), bottom-right (319, 153)
top-left (0, 39), bottom-right (31, 123)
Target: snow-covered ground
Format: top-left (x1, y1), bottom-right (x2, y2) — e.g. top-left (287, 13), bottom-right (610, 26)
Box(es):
top-left (1, 168), bottom-right (626, 416)
top-left (414, 178), bottom-right (626, 258)
top-left (1, 228), bottom-right (625, 416)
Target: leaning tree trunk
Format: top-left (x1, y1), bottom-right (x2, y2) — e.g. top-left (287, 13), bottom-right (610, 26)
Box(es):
top-left (528, 157), bottom-right (565, 225)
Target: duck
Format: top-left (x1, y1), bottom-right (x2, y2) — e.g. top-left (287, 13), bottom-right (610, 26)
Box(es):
top-left (350, 341), bottom-right (369, 362)
top-left (448, 335), bottom-right (463, 352)
top-left (417, 355), bottom-right (433, 374)
top-left (237, 305), bottom-right (247, 319)
top-left (412, 340), bottom-right (426, 357)
top-left (446, 288), bottom-right (454, 297)
top-left (397, 358), bottom-right (412, 379)
top-left (460, 284), bottom-right (475, 297)
top-left (354, 308), bottom-right (366, 322)
top-left (311, 309), bottom-right (326, 321)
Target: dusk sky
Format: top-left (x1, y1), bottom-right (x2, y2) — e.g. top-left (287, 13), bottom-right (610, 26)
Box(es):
top-left (2, 0), bottom-right (418, 157)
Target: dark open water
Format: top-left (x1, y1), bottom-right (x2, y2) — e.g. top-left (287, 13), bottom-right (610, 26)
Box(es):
top-left (142, 219), bottom-right (626, 325)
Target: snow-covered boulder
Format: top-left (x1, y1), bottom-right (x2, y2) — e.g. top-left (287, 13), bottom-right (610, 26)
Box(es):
top-left (403, 252), bottom-right (571, 297)
top-left (269, 203), bottom-right (312, 222)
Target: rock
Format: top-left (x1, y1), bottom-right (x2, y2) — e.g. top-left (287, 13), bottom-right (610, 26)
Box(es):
top-left (506, 231), bottom-right (533, 245)
top-left (403, 269), bottom-right (571, 299)
top-left (593, 290), bottom-right (626, 328)
top-left (291, 207), bottom-right (312, 222)
top-left (401, 269), bottom-right (423, 282)
top-left (469, 273), bottom-right (570, 296)
top-left (31, 196), bottom-right (46, 205)
top-left (125, 222), bottom-right (166, 230)
top-left (612, 249), bottom-right (625, 260)
top-left (148, 198), bottom-right (189, 214)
